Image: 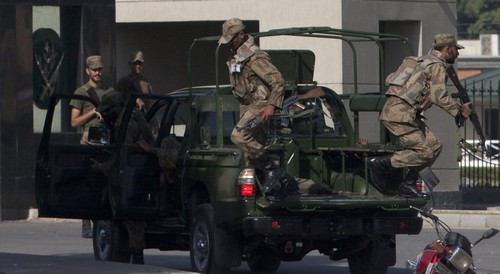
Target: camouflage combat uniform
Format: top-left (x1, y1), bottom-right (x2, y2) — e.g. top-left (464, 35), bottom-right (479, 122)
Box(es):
top-left (95, 90), bottom-right (154, 263)
top-left (228, 35), bottom-right (284, 163)
top-left (69, 82), bottom-right (111, 144)
top-left (120, 108), bottom-right (152, 258)
top-left (379, 49), bottom-right (462, 169)
top-left (117, 73), bottom-right (153, 108)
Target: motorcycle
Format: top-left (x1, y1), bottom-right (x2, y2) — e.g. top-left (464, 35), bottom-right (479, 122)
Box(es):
top-left (407, 206), bottom-right (499, 274)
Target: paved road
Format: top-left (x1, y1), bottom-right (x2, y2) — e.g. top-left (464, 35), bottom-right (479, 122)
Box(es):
top-left (1, 219), bottom-right (499, 274)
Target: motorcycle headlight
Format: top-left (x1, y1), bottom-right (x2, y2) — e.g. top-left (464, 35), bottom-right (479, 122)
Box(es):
top-left (447, 247), bottom-right (473, 272)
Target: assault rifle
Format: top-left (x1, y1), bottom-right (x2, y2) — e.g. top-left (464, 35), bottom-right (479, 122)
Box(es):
top-left (280, 87), bottom-right (326, 127)
top-left (446, 65), bottom-right (487, 151)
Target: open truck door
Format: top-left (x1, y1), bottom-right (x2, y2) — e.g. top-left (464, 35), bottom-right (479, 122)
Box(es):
top-left (35, 93), bottom-right (174, 220)
top-left (35, 94), bottom-right (113, 220)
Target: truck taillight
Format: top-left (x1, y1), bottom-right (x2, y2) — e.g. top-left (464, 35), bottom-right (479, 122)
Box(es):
top-left (238, 168), bottom-right (256, 197)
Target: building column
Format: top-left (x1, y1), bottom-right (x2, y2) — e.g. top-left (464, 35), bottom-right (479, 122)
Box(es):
top-left (0, 4), bottom-right (34, 220)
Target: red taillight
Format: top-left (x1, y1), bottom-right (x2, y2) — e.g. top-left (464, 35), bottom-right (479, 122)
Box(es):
top-left (271, 220), bottom-right (281, 230)
top-left (240, 183), bottom-right (255, 197)
top-left (238, 168), bottom-right (256, 197)
top-left (415, 180), bottom-right (423, 193)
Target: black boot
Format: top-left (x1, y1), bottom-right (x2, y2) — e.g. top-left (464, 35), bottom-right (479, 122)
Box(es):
top-left (398, 169), bottom-right (425, 198)
top-left (368, 155), bottom-right (392, 193)
top-left (81, 219), bottom-right (92, 238)
top-left (130, 249), bottom-right (144, 264)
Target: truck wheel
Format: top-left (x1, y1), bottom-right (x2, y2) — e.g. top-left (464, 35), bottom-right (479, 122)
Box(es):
top-left (247, 248), bottom-right (281, 273)
top-left (93, 220), bottom-right (130, 263)
top-left (190, 204), bottom-right (230, 274)
top-left (347, 243), bottom-right (388, 274)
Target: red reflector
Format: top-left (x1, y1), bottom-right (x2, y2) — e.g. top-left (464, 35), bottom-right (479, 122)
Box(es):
top-left (415, 181), bottom-right (423, 192)
top-left (271, 220), bottom-right (281, 230)
top-left (240, 183), bottom-right (255, 197)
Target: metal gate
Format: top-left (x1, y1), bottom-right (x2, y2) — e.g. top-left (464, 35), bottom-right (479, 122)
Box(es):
top-left (459, 80), bottom-right (500, 189)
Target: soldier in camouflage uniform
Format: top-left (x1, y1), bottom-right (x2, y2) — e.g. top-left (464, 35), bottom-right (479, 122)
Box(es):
top-left (219, 18), bottom-right (285, 194)
top-left (116, 51), bottom-right (153, 111)
top-left (69, 55), bottom-right (112, 239)
top-left (70, 55), bottom-right (112, 144)
top-left (94, 90), bottom-right (154, 264)
top-left (369, 33), bottom-right (471, 197)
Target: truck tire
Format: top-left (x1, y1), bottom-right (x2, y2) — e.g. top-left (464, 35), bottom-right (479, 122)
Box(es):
top-left (93, 220), bottom-right (130, 263)
top-left (190, 204), bottom-right (234, 274)
top-left (247, 247), bottom-right (281, 273)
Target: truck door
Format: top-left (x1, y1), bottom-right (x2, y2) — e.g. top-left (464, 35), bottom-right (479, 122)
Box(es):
top-left (35, 94), bottom-right (113, 220)
top-left (108, 95), bottom-right (174, 220)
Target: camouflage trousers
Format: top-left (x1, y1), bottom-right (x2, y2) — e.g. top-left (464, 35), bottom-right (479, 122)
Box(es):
top-left (382, 120), bottom-right (442, 169)
top-left (231, 105), bottom-right (268, 166)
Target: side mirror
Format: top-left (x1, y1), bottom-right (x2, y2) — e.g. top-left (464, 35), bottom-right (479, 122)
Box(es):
top-left (472, 228), bottom-right (499, 247)
top-left (482, 228), bottom-right (499, 240)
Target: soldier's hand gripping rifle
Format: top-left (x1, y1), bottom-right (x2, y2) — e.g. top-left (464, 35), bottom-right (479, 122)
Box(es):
top-left (446, 65), bottom-right (488, 152)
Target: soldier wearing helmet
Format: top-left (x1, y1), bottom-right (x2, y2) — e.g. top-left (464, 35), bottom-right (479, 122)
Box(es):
top-left (219, 18), bottom-right (285, 195)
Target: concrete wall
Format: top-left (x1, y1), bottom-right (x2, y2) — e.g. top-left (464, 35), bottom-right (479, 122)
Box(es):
top-left (0, 4), bottom-right (34, 220)
top-left (115, 0), bottom-right (343, 91)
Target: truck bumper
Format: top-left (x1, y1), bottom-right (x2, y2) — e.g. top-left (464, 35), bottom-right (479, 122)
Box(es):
top-left (242, 215), bottom-right (422, 237)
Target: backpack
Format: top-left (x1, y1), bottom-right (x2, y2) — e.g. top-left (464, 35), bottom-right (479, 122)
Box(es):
top-left (385, 56), bottom-right (419, 87)
top-left (385, 55), bottom-right (441, 106)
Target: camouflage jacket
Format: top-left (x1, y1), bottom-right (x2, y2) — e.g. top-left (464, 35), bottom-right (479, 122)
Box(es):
top-left (380, 49), bottom-right (461, 123)
top-left (227, 35), bottom-right (284, 108)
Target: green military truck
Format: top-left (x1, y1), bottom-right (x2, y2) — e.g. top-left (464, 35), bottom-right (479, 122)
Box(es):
top-left (36, 27), bottom-right (428, 274)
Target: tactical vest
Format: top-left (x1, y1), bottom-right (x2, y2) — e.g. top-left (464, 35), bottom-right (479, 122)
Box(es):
top-left (230, 50), bottom-right (272, 105)
top-left (385, 55), bottom-right (442, 108)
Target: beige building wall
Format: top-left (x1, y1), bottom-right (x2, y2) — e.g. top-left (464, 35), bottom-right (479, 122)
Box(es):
top-left (116, 0), bottom-right (344, 91)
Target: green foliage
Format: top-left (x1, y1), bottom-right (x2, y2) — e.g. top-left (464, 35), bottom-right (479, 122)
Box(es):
top-left (457, 0), bottom-right (500, 38)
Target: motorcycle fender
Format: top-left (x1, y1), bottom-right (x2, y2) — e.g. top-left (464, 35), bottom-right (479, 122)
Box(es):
top-left (415, 249), bottom-right (442, 274)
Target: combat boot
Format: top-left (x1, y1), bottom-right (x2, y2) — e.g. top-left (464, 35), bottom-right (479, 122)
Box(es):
top-left (81, 219), bottom-right (92, 238)
top-left (368, 155), bottom-right (392, 193)
top-left (130, 249), bottom-right (144, 264)
top-left (398, 169), bottom-right (426, 198)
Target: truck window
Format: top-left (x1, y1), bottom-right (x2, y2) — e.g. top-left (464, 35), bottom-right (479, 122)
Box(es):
top-left (170, 101), bottom-right (190, 139)
top-left (198, 111), bottom-right (238, 145)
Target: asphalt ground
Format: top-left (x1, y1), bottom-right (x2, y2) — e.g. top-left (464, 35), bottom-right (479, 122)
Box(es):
top-left (1, 208), bottom-right (499, 274)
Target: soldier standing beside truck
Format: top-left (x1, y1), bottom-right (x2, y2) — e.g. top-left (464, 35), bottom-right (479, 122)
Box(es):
top-left (219, 18), bottom-right (285, 195)
top-left (69, 55), bottom-right (112, 238)
top-left (116, 51), bottom-right (153, 111)
top-left (369, 33), bottom-right (471, 197)
top-left (93, 90), bottom-right (155, 264)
